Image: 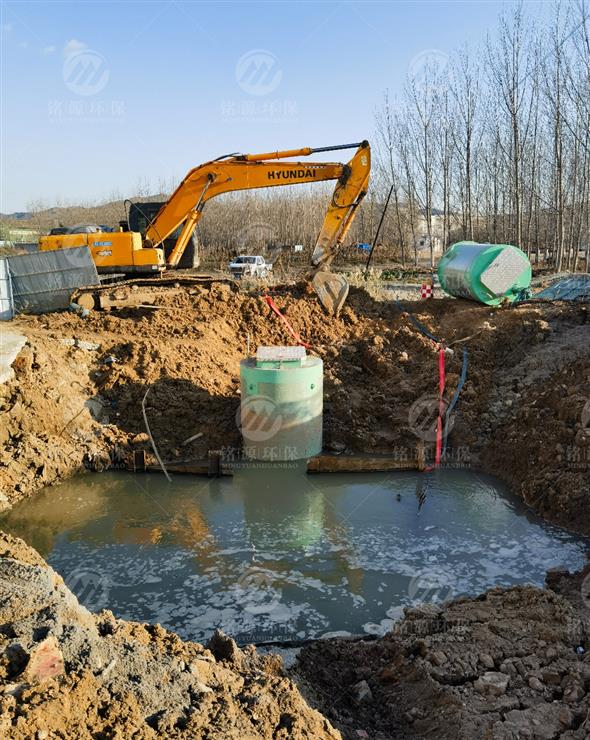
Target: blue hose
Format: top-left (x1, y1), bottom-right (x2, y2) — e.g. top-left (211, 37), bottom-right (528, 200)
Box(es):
top-left (394, 300), bottom-right (441, 343)
top-left (442, 347), bottom-right (468, 459)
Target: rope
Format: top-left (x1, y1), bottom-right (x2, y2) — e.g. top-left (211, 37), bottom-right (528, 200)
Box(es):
top-left (264, 295), bottom-right (311, 349)
top-left (394, 300), bottom-right (444, 472)
top-left (142, 386), bottom-right (172, 483)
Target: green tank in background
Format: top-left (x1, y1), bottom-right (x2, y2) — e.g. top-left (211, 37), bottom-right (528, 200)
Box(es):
top-left (438, 241), bottom-right (532, 306)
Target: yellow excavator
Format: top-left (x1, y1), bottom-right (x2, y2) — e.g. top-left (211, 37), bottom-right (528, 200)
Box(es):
top-left (39, 141), bottom-right (370, 313)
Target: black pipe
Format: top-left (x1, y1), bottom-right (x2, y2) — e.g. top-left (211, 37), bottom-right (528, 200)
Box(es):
top-left (310, 141), bottom-right (367, 154)
top-left (365, 182), bottom-right (395, 272)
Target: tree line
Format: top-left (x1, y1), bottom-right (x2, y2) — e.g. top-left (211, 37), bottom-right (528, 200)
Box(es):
top-left (19, 2), bottom-right (589, 271)
top-left (375, 1), bottom-right (590, 270)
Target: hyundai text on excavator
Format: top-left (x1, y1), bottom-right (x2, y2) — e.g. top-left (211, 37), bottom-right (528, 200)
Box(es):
top-left (39, 141), bottom-right (370, 313)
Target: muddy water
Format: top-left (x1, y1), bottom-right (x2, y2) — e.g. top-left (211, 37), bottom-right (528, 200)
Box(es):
top-left (2, 466), bottom-right (588, 644)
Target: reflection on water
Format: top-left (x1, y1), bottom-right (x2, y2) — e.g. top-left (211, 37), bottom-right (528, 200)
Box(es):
top-left (2, 465), bottom-right (588, 644)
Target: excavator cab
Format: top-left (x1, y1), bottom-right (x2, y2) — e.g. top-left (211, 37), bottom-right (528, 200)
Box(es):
top-left (127, 202), bottom-right (199, 270)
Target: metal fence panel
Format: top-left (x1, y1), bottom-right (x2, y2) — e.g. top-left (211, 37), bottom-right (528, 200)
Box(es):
top-left (0, 260), bottom-right (14, 320)
top-left (7, 247), bottom-right (99, 314)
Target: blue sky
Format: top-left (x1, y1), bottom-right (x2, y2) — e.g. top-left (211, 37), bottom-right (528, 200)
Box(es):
top-left (1, 1), bottom-right (547, 213)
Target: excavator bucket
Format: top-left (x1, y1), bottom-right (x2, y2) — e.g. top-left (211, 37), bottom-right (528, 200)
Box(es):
top-left (312, 271), bottom-right (349, 315)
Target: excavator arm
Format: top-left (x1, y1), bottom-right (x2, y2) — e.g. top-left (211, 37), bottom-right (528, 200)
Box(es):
top-left (144, 141), bottom-right (370, 312)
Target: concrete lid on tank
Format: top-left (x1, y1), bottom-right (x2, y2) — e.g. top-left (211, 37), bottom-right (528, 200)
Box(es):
top-left (241, 352), bottom-right (322, 378)
top-left (256, 346), bottom-right (306, 367)
top-left (480, 248), bottom-right (530, 296)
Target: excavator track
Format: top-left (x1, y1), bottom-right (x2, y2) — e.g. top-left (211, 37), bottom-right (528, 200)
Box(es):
top-left (72, 274), bottom-right (235, 311)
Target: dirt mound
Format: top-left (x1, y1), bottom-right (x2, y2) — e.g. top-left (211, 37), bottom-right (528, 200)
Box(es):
top-left (484, 354), bottom-right (590, 531)
top-left (0, 332), bottom-right (123, 509)
top-left (296, 576), bottom-right (590, 739)
top-left (0, 531), bottom-right (339, 739)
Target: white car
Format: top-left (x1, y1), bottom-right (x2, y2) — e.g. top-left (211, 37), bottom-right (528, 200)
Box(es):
top-left (228, 255), bottom-right (272, 279)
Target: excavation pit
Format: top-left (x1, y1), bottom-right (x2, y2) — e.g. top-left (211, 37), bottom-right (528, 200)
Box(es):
top-left (1, 465), bottom-right (587, 646)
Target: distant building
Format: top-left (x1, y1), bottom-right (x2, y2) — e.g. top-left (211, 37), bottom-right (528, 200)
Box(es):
top-left (414, 208), bottom-right (446, 256)
top-left (6, 227), bottom-right (39, 243)
top-left (414, 234), bottom-right (443, 256)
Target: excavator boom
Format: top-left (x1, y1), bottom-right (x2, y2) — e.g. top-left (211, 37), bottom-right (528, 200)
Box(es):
top-left (148, 160), bottom-right (347, 267)
top-left (145, 142), bottom-right (370, 312)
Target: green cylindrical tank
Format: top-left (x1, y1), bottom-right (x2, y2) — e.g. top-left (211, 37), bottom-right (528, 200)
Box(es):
top-left (239, 346), bottom-right (323, 461)
top-left (438, 241), bottom-right (531, 305)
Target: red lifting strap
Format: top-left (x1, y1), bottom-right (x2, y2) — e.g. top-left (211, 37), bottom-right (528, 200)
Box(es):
top-left (435, 347), bottom-right (446, 468)
top-left (424, 346), bottom-right (446, 472)
top-left (265, 296), bottom-right (311, 349)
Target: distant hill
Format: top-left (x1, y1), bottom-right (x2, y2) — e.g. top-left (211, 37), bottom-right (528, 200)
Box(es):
top-left (1, 212), bottom-right (32, 221)
top-left (0, 196), bottom-right (167, 233)
top-left (0, 189), bottom-right (376, 259)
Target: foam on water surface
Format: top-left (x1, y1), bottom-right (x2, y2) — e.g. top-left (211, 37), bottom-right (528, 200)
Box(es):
top-left (2, 466), bottom-right (587, 644)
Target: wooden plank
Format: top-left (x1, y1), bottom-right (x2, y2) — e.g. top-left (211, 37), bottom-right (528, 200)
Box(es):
top-left (208, 451), bottom-right (221, 477)
top-left (307, 455), bottom-right (422, 474)
top-left (130, 454), bottom-right (425, 476)
top-left (133, 460), bottom-right (232, 476)
top-left (133, 449), bottom-right (146, 472)
top-left (417, 440), bottom-right (425, 471)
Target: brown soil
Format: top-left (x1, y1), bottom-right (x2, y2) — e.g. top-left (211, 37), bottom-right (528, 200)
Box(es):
top-left (295, 568), bottom-right (590, 739)
top-left (484, 353), bottom-right (590, 530)
top-left (0, 531), bottom-right (339, 739)
top-left (1, 282), bottom-right (589, 738)
top-left (1, 535), bottom-right (589, 740)
top-left (0, 329), bottom-right (125, 505)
